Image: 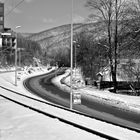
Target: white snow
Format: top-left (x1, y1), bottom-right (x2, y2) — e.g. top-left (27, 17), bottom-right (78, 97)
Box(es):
top-left (52, 69), bottom-right (140, 113)
top-left (0, 67), bottom-right (140, 140)
top-left (0, 67), bottom-right (102, 140)
top-left (0, 97), bottom-right (99, 140)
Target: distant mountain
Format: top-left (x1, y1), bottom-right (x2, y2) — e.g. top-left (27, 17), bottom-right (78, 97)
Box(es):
top-left (24, 21), bottom-right (140, 59)
top-left (26, 22), bottom-right (105, 56)
top-left (28, 23), bottom-right (99, 49)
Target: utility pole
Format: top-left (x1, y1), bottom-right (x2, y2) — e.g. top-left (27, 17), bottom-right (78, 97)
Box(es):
top-left (15, 26), bottom-right (21, 86)
top-left (70, 0), bottom-right (73, 110)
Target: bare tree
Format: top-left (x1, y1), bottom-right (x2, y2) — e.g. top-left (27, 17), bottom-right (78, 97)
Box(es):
top-left (86, 0), bottom-right (132, 92)
top-left (75, 30), bottom-right (108, 80)
top-left (121, 59), bottom-right (140, 95)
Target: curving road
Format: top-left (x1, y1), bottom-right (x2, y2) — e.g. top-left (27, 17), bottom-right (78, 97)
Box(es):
top-left (24, 68), bottom-right (140, 130)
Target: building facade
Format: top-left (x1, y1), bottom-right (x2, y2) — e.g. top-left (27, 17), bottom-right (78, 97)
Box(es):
top-left (0, 2), bottom-right (4, 32)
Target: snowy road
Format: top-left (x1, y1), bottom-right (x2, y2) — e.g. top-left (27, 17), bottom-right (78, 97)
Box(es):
top-left (0, 68), bottom-right (140, 139)
top-left (25, 69), bottom-right (140, 131)
top-left (1, 84), bottom-right (140, 140)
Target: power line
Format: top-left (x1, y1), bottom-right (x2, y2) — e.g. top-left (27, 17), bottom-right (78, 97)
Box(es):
top-left (5, 0), bottom-right (25, 17)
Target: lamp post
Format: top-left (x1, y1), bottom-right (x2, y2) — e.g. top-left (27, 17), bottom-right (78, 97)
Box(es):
top-left (70, 0), bottom-right (74, 110)
top-left (73, 41), bottom-right (76, 70)
top-left (15, 26), bottom-right (21, 86)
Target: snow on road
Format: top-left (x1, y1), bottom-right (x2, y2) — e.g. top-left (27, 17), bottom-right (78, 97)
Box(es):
top-left (52, 69), bottom-right (140, 114)
top-left (0, 67), bottom-right (103, 140)
top-left (0, 67), bottom-right (140, 140)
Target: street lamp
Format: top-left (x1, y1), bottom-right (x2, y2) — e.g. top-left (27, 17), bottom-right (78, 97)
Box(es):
top-left (15, 25), bottom-right (21, 86)
top-left (70, 0), bottom-right (74, 110)
top-left (73, 41), bottom-right (76, 70)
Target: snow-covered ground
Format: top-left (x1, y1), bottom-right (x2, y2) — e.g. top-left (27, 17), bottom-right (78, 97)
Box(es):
top-left (0, 97), bottom-right (98, 140)
top-left (0, 67), bottom-right (140, 140)
top-left (0, 67), bottom-right (103, 140)
top-left (52, 69), bottom-right (140, 114)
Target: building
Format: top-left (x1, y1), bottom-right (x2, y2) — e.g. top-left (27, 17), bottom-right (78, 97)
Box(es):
top-left (97, 59), bottom-right (140, 82)
top-left (0, 2), bottom-right (4, 32)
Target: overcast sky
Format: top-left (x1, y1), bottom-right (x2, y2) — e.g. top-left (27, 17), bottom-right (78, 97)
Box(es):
top-left (2, 0), bottom-right (90, 33)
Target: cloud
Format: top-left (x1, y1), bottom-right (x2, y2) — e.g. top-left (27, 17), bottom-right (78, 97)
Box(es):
top-left (0, 0), bottom-right (6, 3)
top-left (13, 7), bottom-right (22, 14)
top-left (73, 14), bottom-right (85, 23)
top-left (42, 18), bottom-right (55, 24)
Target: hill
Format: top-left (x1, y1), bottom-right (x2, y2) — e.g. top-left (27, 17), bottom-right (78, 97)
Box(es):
top-left (24, 20), bottom-right (140, 60)
top-left (26, 22), bottom-right (105, 57)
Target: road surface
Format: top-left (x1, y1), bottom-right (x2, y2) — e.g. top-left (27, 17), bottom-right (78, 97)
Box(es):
top-left (24, 69), bottom-right (140, 130)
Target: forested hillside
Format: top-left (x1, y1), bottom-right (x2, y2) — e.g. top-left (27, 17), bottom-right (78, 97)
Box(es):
top-left (26, 20), bottom-right (140, 61)
top-left (26, 22), bottom-right (105, 56)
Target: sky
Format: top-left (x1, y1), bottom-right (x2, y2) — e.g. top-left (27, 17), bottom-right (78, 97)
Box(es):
top-left (1, 0), bottom-right (91, 33)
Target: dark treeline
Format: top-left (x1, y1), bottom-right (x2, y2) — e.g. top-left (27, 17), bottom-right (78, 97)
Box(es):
top-left (75, 0), bottom-right (140, 92)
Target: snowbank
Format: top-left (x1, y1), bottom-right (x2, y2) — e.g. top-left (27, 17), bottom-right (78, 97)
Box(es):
top-left (52, 69), bottom-right (140, 114)
top-left (0, 97), bottom-right (98, 140)
top-left (0, 66), bottom-right (104, 140)
top-left (1, 67), bottom-right (140, 140)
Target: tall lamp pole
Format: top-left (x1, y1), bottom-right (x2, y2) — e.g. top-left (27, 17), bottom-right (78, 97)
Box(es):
top-left (15, 26), bottom-right (21, 86)
top-left (70, 0), bottom-right (74, 110)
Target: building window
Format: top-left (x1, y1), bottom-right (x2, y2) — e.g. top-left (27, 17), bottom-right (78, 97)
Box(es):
top-left (0, 6), bottom-right (3, 13)
top-left (0, 16), bottom-right (3, 21)
top-left (0, 25), bottom-right (3, 30)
